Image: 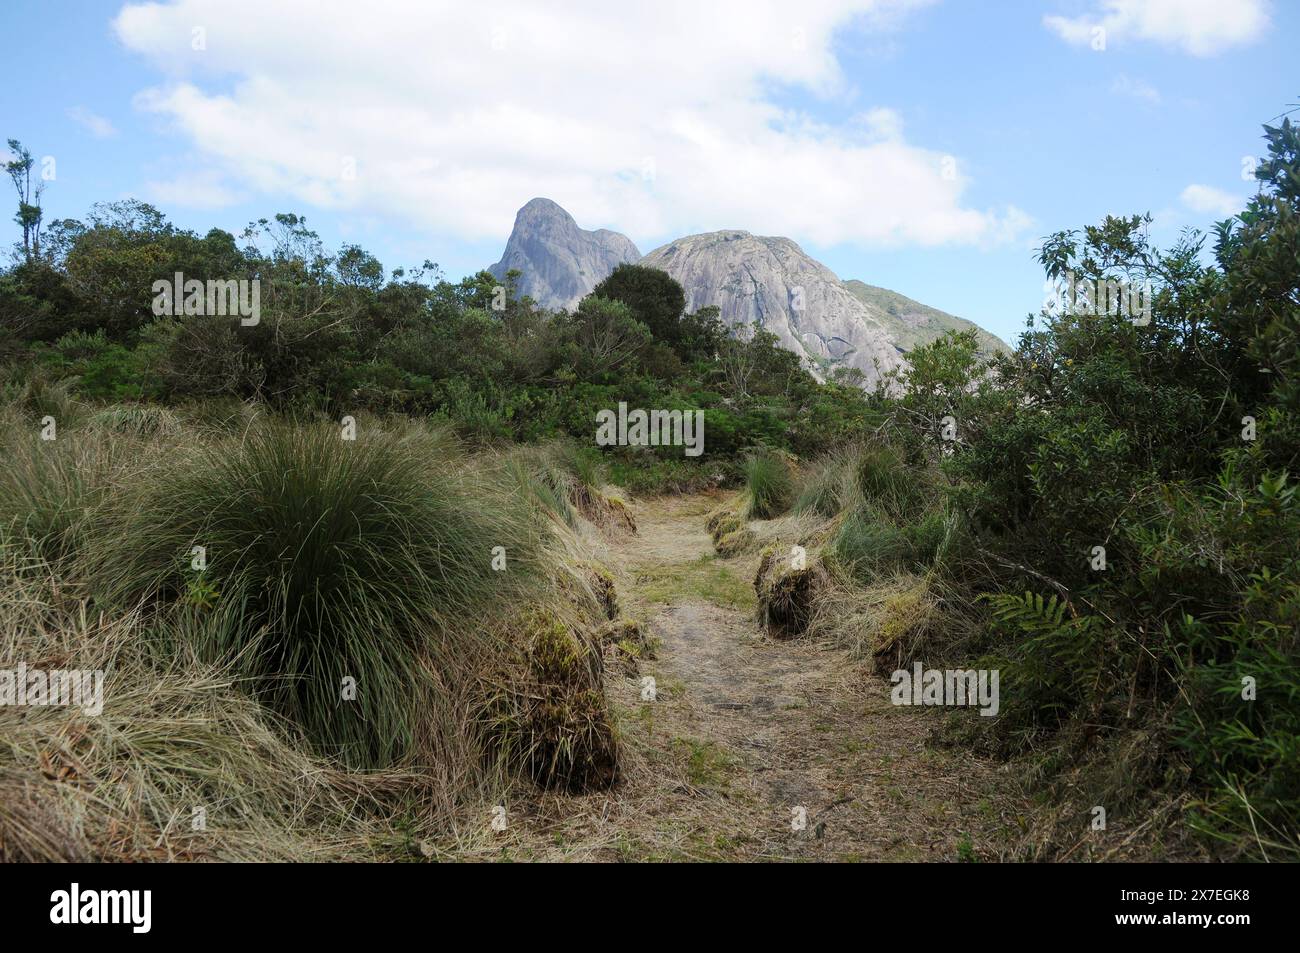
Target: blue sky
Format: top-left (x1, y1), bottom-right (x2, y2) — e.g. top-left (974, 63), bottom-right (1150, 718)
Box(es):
top-left (2, 0), bottom-right (1293, 345)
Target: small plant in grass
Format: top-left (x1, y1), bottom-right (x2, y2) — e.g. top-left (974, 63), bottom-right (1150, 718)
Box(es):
top-left (743, 448), bottom-right (795, 519)
top-left (956, 834), bottom-right (979, 862)
top-left (182, 575), bottom-right (220, 610)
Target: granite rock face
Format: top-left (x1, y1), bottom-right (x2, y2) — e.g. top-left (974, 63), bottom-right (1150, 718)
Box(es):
top-left (842, 279), bottom-right (1007, 359)
top-left (641, 230), bottom-right (906, 386)
top-left (487, 198), bottom-right (641, 311)
top-left (488, 199), bottom-right (1007, 387)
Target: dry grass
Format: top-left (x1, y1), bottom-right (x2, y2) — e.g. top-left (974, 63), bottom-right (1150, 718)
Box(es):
top-left (0, 551), bottom-right (431, 861)
top-left (0, 406), bottom-right (639, 860)
top-left (453, 493), bottom-right (1031, 862)
top-left (808, 571), bottom-right (944, 672)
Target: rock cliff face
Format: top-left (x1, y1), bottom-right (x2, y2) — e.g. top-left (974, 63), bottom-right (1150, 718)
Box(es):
top-left (487, 198), bottom-right (640, 311)
top-left (641, 231), bottom-right (905, 385)
top-left (488, 199), bottom-right (1006, 386)
top-left (842, 280), bottom-right (1007, 358)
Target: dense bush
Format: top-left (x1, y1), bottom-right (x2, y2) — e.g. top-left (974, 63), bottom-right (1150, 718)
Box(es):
top-left (845, 113), bottom-right (1300, 858)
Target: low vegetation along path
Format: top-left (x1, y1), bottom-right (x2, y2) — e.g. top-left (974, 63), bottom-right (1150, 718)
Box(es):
top-left (505, 493), bottom-right (1027, 861)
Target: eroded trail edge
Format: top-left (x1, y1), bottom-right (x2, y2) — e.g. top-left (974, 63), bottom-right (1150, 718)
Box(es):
top-left (507, 492), bottom-right (1025, 861)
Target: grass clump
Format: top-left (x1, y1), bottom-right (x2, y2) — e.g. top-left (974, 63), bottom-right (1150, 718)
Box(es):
top-left (509, 442), bottom-right (637, 535)
top-left (706, 496), bottom-right (756, 556)
top-left (754, 546), bottom-right (826, 639)
top-left (794, 451), bottom-right (858, 518)
top-left (88, 403), bottom-right (181, 438)
top-left (854, 443), bottom-right (925, 520)
top-left (487, 610), bottom-right (620, 792)
top-left (743, 448), bottom-right (795, 519)
top-left (601, 617), bottom-right (659, 674)
top-left (715, 527), bottom-right (756, 558)
top-left (86, 420), bottom-right (549, 771)
top-left (0, 425), bottom-right (140, 565)
top-left (827, 509), bottom-right (911, 583)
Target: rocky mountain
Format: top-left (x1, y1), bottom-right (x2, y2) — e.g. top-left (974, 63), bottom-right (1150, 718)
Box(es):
top-left (842, 280), bottom-right (1006, 358)
top-left (488, 197), bottom-right (641, 311)
top-left (488, 198), bottom-right (1006, 387)
top-left (642, 230), bottom-right (910, 386)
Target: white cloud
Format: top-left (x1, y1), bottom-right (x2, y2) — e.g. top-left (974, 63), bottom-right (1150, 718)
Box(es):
top-left (66, 106), bottom-right (117, 138)
top-left (143, 167), bottom-right (246, 209)
top-left (112, 0), bottom-right (1026, 250)
top-left (1110, 74), bottom-right (1160, 105)
top-left (1044, 0), bottom-right (1269, 56)
top-left (1180, 184), bottom-right (1244, 217)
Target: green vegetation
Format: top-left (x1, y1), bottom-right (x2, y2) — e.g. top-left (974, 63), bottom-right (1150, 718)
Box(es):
top-left (842, 279), bottom-right (1007, 357)
top-left (743, 447), bottom-right (795, 519)
top-left (671, 737), bottom-right (734, 788)
top-left (2, 107), bottom-right (1297, 861)
top-left (86, 420), bottom-right (553, 769)
top-left (0, 191), bottom-right (874, 493)
top-left (793, 112), bottom-right (1300, 860)
top-left (0, 407), bottom-right (627, 859)
top-left (633, 554), bottom-right (755, 611)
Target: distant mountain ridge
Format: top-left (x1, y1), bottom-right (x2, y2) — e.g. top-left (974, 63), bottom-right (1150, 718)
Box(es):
top-left (488, 198), bottom-right (1007, 386)
top-left (842, 280), bottom-right (1006, 358)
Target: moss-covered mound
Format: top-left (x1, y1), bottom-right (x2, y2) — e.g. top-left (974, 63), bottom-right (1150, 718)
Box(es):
top-left (715, 527), bottom-right (756, 557)
top-left (489, 610), bottom-right (620, 793)
top-left (754, 546), bottom-right (826, 639)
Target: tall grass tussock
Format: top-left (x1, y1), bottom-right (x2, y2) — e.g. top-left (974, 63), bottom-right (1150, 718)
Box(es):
top-left (0, 405), bottom-right (628, 858)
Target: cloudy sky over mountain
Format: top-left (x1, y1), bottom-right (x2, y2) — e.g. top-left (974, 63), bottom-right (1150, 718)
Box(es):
top-left (3, 0), bottom-right (1289, 341)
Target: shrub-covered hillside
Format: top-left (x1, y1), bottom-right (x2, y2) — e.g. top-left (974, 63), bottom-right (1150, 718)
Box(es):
top-left (0, 189), bottom-right (875, 492)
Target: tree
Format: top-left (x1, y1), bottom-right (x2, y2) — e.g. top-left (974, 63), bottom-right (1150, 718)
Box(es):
top-left (588, 264), bottom-right (686, 350)
top-left (558, 296), bottom-right (651, 382)
top-left (5, 139), bottom-right (44, 262)
top-left (335, 244), bottom-right (385, 291)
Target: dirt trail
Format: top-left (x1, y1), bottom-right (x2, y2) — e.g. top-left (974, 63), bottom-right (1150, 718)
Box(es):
top-left (503, 493), bottom-right (1026, 861)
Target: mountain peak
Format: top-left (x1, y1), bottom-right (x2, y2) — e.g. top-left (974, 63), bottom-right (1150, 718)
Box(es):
top-left (489, 199), bottom-right (640, 310)
top-left (487, 202), bottom-right (1006, 387)
top-left (516, 196), bottom-right (573, 219)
